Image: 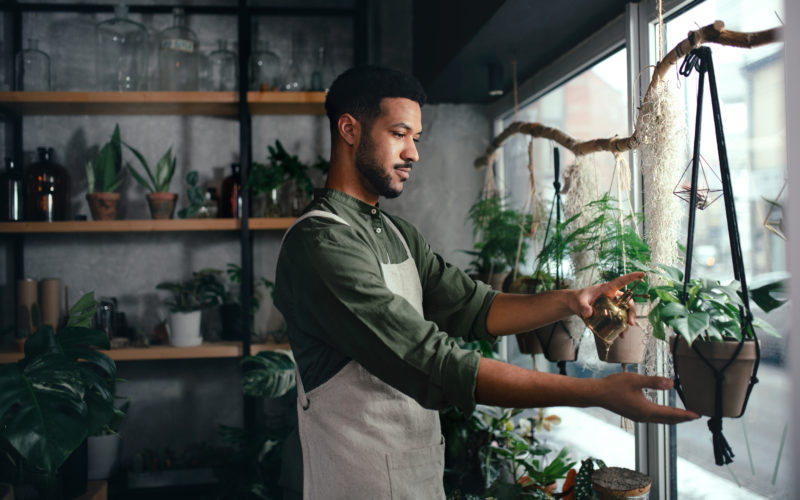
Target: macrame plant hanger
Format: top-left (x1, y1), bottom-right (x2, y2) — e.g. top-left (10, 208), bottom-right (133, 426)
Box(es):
top-left (675, 46), bottom-right (760, 466)
top-left (538, 147), bottom-right (578, 375)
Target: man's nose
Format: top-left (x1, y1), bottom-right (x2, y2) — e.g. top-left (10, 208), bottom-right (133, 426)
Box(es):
top-left (401, 141), bottom-right (419, 163)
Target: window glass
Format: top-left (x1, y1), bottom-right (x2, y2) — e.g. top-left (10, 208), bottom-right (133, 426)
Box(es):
top-left (664, 1), bottom-right (788, 498)
top-left (500, 49), bottom-right (640, 465)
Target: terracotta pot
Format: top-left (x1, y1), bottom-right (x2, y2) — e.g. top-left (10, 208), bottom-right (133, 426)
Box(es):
top-left (146, 192), bottom-right (177, 219)
top-left (472, 272), bottom-right (510, 292)
top-left (515, 331), bottom-right (543, 354)
top-left (86, 192), bottom-right (120, 221)
top-left (594, 318), bottom-right (647, 364)
top-left (670, 336), bottom-right (759, 417)
top-left (535, 320), bottom-right (577, 361)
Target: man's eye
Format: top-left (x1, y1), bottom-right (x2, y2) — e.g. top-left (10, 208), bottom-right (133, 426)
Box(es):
top-left (413, 138), bottom-right (420, 143)
top-left (393, 132), bottom-right (405, 138)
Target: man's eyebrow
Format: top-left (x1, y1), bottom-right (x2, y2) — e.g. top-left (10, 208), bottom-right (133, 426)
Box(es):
top-left (391, 122), bottom-right (423, 136)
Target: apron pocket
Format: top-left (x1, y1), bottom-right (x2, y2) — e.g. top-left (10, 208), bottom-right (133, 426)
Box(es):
top-left (386, 440), bottom-right (445, 500)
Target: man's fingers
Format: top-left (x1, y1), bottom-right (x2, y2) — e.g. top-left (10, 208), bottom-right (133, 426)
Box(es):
top-left (643, 406), bottom-right (701, 424)
top-left (604, 272), bottom-right (645, 295)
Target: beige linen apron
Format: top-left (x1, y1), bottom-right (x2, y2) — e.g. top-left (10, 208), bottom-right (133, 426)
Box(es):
top-left (283, 209), bottom-right (445, 500)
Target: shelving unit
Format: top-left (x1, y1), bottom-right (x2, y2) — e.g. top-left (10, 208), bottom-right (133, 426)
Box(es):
top-left (0, 340), bottom-right (290, 364)
top-left (0, 217), bottom-right (295, 233)
top-left (0, 91), bottom-right (326, 116)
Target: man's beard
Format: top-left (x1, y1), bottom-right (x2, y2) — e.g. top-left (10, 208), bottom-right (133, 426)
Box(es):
top-left (355, 133), bottom-right (409, 199)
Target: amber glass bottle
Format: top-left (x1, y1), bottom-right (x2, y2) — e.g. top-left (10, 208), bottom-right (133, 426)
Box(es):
top-left (220, 162), bottom-right (241, 218)
top-left (25, 147), bottom-right (70, 221)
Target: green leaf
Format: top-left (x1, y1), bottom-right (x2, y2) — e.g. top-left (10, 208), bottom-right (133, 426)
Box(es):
top-left (68, 292), bottom-right (97, 328)
top-left (124, 142), bottom-right (156, 192)
top-left (659, 302), bottom-right (688, 320)
top-left (752, 316), bottom-right (780, 337)
top-left (649, 306), bottom-right (665, 340)
top-left (656, 264), bottom-right (684, 283)
top-left (240, 351), bottom-right (296, 398)
top-left (687, 312), bottom-right (710, 336)
top-left (85, 160), bottom-right (96, 194)
top-left (750, 279), bottom-right (788, 312)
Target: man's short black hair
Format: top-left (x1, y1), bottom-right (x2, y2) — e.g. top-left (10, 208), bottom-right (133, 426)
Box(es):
top-left (325, 65), bottom-right (427, 136)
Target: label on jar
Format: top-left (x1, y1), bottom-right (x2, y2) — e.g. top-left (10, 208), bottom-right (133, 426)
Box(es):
top-left (161, 38), bottom-right (195, 53)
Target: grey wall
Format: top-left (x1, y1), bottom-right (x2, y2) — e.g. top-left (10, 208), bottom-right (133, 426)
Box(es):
top-left (0, 0), bottom-right (491, 471)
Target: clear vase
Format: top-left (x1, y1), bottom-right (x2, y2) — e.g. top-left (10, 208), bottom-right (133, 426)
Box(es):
top-left (15, 38), bottom-right (51, 91)
top-left (309, 46), bottom-right (336, 92)
top-left (249, 40), bottom-right (280, 91)
top-left (95, 3), bottom-right (148, 91)
top-left (158, 8), bottom-right (199, 91)
top-left (280, 34), bottom-right (304, 91)
top-left (206, 40), bottom-right (237, 91)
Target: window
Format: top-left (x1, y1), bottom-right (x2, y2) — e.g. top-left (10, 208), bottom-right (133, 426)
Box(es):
top-left (663, 1), bottom-right (788, 498)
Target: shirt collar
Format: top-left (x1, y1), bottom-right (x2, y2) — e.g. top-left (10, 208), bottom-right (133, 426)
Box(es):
top-left (314, 188), bottom-right (381, 214)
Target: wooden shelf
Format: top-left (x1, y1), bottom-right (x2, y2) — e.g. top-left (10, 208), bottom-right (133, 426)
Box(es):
top-left (0, 341), bottom-right (290, 364)
top-left (0, 217), bottom-right (294, 233)
top-left (0, 91), bottom-right (326, 116)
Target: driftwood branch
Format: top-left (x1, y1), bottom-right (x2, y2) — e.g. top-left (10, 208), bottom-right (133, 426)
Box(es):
top-left (474, 20), bottom-right (782, 168)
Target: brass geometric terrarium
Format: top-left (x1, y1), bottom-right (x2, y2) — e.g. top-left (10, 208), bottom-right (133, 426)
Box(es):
top-left (673, 154), bottom-right (723, 210)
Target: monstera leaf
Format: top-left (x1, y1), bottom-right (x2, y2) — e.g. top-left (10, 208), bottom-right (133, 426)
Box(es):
top-left (0, 294), bottom-right (115, 474)
top-left (240, 351), bottom-right (296, 398)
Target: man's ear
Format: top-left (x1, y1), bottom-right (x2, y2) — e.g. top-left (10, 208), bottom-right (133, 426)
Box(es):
top-left (337, 113), bottom-right (360, 147)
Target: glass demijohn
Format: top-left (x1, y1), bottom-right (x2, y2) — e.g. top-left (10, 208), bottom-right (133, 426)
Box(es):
top-left (25, 147), bottom-right (70, 222)
top-left (207, 40), bottom-right (237, 91)
top-left (15, 39), bottom-right (51, 91)
top-left (158, 8), bottom-right (199, 91)
top-left (249, 40), bottom-right (281, 91)
top-left (309, 46), bottom-right (336, 92)
top-left (95, 4), bottom-right (148, 91)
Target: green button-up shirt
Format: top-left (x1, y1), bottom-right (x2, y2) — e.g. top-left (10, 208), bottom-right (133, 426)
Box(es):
top-left (274, 189), bottom-right (498, 413)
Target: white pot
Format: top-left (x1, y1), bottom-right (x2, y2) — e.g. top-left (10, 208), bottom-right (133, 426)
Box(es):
top-left (88, 433), bottom-right (121, 480)
top-left (168, 310), bottom-right (203, 347)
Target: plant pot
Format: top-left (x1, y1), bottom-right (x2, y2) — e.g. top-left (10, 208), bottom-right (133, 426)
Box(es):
top-left (535, 320), bottom-right (578, 361)
top-left (251, 190), bottom-right (279, 218)
top-left (86, 192), bottom-right (120, 221)
top-left (594, 319), bottom-right (647, 364)
top-left (168, 310), bottom-right (203, 347)
top-left (472, 272), bottom-right (510, 292)
top-left (87, 433), bottom-right (121, 480)
top-left (146, 192), bottom-right (178, 219)
top-left (670, 336), bottom-right (759, 417)
top-left (515, 331), bottom-right (543, 354)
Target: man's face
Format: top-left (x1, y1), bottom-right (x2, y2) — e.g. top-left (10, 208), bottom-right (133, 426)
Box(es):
top-left (355, 97), bottom-right (422, 199)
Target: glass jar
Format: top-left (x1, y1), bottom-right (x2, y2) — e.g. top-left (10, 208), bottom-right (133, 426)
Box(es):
top-left (249, 40), bottom-right (281, 91)
top-left (25, 147), bottom-right (71, 222)
top-left (280, 33), bottom-right (304, 91)
top-left (221, 163), bottom-right (242, 218)
top-left (206, 39), bottom-right (237, 91)
top-left (158, 8), bottom-right (199, 91)
top-left (1, 157), bottom-right (25, 221)
top-left (15, 38), bottom-right (51, 91)
top-left (95, 3), bottom-right (148, 91)
top-left (309, 46), bottom-right (336, 92)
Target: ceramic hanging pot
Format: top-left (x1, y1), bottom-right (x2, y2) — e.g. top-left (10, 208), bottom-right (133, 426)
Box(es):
top-left (670, 336), bottom-right (759, 417)
top-left (535, 319), bottom-right (578, 361)
top-left (515, 331), bottom-right (543, 354)
top-left (593, 318), bottom-right (647, 364)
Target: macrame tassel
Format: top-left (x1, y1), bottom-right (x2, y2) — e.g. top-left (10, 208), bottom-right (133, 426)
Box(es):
top-left (707, 417), bottom-right (735, 465)
top-left (557, 360), bottom-right (567, 376)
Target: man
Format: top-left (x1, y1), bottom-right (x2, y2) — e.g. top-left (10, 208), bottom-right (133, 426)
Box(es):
top-left (274, 66), bottom-right (697, 499)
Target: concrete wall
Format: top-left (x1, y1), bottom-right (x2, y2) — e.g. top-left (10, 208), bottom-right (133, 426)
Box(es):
top-left (0, 1), bottom-right (491, 469)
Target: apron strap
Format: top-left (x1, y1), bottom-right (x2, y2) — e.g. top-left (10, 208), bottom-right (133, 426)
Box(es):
top-left (295, 366), bottom-right (310, 410)
top-left (280, 209), bottom-right (350, 247)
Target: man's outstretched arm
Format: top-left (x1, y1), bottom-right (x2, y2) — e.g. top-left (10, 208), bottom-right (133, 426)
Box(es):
top-left (475, 358), bottom-right (699, 424)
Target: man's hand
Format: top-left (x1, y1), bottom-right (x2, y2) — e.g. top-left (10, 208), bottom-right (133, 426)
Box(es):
top-left (597, 372), bottom-right (699, 424)
top-left (573, 272), bottom-right (644, 326)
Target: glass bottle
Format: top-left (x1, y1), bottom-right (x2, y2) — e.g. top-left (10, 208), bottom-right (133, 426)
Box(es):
top-left (15, 39), bottom-right (51, 91)
top-left (1, 157), bottom-right (25, 221)
top-left (249, 40), bottom-right (281, 91)
top-left (25, 147), bottom-right (71, 222)
top-left (207, 40), bottom-right (237, 91)
top-left (280, 34), bottom-right (304, 91)
top-left (221, 163), bottom-right (242, 218)
top-left (95, 3), bottom-right (148, 91)
top-left (158, 8), bottom-right (199, 91)
top-left (309, 46), bottom-right (336, 92)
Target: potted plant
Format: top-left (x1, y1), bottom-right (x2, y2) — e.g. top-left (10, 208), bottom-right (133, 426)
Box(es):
top-left (463, 194), bottom-right (533, 291)
top-left (177, 170), bottom-right (210, 219)
top-left (246, 160), bottom-right (284, 218)
top-left (156, 269), bottom-right (227, 347)
top-left (218, 263), bottom-right (278, 341)
top-left (125, 142), bottom-right (178, 219)
top-left (0, 292), bottom-right (117, 499)
top-left (87, 400), bottom-right (129, 481)
top-left (85, 123), bottom-right (126, 220)
top-left (583, 196), bottom-right (652, 364)
top-left (266, 140), bottom-right (315, 217)
top-left (647, 264), bottom-right (783, 417)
